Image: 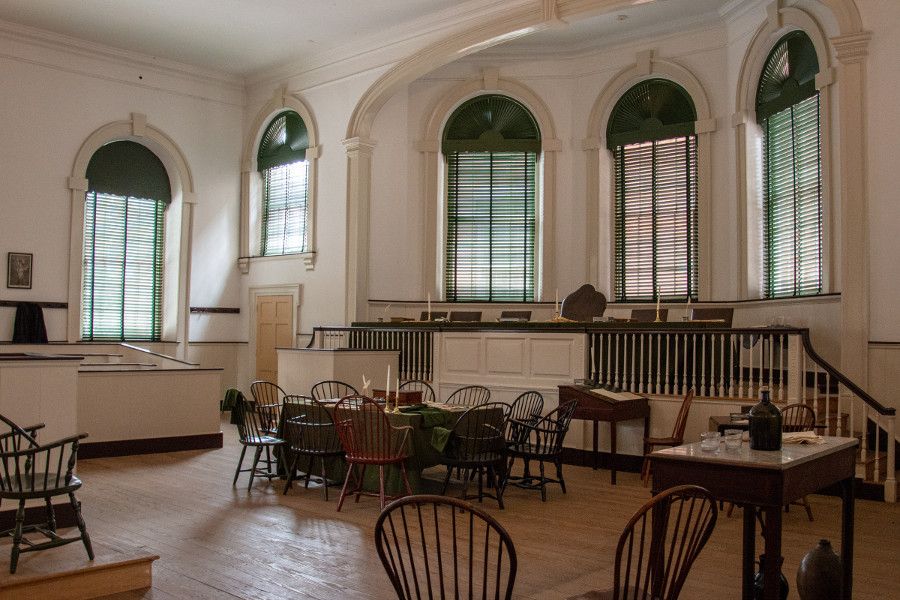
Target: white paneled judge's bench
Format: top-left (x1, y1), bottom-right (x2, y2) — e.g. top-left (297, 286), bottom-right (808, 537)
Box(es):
top-left (297, 321), bottom-right (814, 462)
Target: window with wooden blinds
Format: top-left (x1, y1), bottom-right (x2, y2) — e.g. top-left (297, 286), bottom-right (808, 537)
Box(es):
top-left (443, 95), bottom-right (540, 302)
top-left (258, 111), bottom-right (310, 255)
top-left (614, 136), bottom-right (698, 301)
top-left (758, 31), bottom-right (822, 297)
top-left (608, 79), bottom-right (698, 302)
top-left (81, 192), bottom-right (165, 341)
top-left (82, 141), bottom-right (169, 341)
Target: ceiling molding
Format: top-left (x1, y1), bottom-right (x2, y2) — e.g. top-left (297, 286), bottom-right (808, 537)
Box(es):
top-left (246, 0), bottom-right (533, 88)
top-left (476, 6), bottom-right (728, 61)
top-left (0, 18), bottom-right (242, 89)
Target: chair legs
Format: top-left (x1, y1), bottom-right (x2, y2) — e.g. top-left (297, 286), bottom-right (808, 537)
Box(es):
top-left (70, 492), bottom-right (94, 562)
top-left (248, 446), bottom-right (263, 490)
top-left (337, 462), bottom-right (410, 512)
top-left (6, 493), bottom-right (93, 575)
top-left (10, 499), bottom-right (25, 574)
top-left (336, 464), bottom-right (356, 512)
top-left (44, 498), bottom-right (57, 533)
top-left (233, 445), bottom-right (248, 486)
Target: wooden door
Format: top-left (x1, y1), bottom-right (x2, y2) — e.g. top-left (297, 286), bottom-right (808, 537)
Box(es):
top-left (256, 295), bottom-right (293, 382)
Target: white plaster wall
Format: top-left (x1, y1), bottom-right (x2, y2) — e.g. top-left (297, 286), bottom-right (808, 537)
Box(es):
top-left (0, 37), bottom-right (243, 344)
top-left (860, 0), bottom-right (900, 343)
top-left (242, 69), bottom-right (391, 334)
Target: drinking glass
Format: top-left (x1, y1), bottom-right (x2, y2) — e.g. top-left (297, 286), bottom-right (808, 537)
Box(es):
top-left (700, 431), bottom-right (721, 451)
top-left (724, 429), bottom-right (743, 451)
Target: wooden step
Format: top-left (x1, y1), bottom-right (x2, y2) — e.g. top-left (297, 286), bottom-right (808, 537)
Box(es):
top-left (0, 538), bottom-right (157, 600)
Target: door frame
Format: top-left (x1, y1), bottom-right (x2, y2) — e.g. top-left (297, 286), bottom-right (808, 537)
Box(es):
top-left (249, 284), bottom-right (302, 383)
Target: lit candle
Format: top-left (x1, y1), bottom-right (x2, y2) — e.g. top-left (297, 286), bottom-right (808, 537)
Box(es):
top-left (427, 293), bottom-right (431, 321)
top-left (385, 365), bottom-right (391, 402)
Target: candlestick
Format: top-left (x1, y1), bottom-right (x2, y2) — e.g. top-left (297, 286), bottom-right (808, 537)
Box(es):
top-left (655, 292), bottom-right (662, 323)
top-left (427, 293), bottom-right (431, 321)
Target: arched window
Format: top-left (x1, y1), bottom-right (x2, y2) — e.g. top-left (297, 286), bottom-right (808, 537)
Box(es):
top-left (608, 79), bottom-right (698, 302)
top-left (82, 141), bottom-right (170, 340)
top-left (757, 31), bottom-right (821, 298)
top-left (442, 94), bottom-right (540, 302)
top-left (258, 110), bottom-right (310, 255)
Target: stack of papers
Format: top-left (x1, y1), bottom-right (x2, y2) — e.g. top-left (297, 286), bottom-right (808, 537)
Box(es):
top-left (590, 388), bottom-right (643, 401)
top-left (782, 431), bottom-right (824, 444)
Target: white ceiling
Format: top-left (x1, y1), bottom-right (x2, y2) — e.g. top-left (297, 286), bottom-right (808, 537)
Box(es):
top-left (494, 0), bottom-right (735, 55)
top-left (0, 0), bottom-right (741, 77)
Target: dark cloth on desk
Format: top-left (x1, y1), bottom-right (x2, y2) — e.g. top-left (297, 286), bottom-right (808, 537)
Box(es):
top-left (398, 404), bottom-right (450, 428)
top-left (12, 302), bottom-right (48, 343)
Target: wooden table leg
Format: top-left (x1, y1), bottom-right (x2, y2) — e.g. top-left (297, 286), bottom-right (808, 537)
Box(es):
top-left (742, 505), bottom-right (756, 600)
top-left (610, 420), bottom-right (617, 485)
top-left (592, 420), bottom-right (599, 470)
top-left (841, 475), bottom-right (855, 600)
top-left (762, 505), bottom-right (782, 600)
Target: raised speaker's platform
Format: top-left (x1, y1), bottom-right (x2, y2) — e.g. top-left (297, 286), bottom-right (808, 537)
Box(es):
top-left (0, 537), bottom-right (158, 599)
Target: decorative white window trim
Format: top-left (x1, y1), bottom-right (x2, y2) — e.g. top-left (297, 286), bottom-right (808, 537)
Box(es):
top-left (416, 68), bottom-right (561, 303)
top-left (240, 86), bottom-right (320, 274)
top-left (67, 113), bottom-right (196, 359)
top-left (584, 50), bottom-right (715, 301)
top-left (733, 4), bottom-right (835, 300)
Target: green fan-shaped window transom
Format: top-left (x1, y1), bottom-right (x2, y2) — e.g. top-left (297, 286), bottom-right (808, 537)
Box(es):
top-left (607, 79), bottom-right (696, 149)
top-left (257, 111), bottom-right (309, 171)
top-left (442, 94), bottom-right (541, 153)
top-left (756, 31), bottom-right (819, 123)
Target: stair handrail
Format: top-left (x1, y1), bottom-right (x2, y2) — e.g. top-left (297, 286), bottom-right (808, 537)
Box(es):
top-left (799, 330), bottom-right (895, 416)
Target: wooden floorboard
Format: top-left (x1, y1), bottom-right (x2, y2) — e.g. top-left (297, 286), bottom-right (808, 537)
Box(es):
top-left (13, 417), bottom-right (896, 599)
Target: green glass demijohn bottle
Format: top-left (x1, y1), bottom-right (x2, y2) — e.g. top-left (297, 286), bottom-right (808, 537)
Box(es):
top-left (749, 386), bottom-right (782, 450)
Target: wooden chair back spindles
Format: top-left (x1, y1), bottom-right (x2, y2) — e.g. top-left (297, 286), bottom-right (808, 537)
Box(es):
top-left (282, 395), bottom-right (343, 499)
top-left (250, 380), bottom-right (286, 433)
top-left (375, 495), bottom-right (518, 600)
top-left (781, 403), bottom-right (816, 433)
top-left (670, 388), bottom-right (695, 445)
top-left (232, 398), bottom-right (285, 490)
top-left (445, 385), bottom-right (491, 407)
top-left (505, 400), bottom-right (578, 501)
top-left (508, 391), bottom-right (543, 425)
top-left (333, 395), bottom-right (413, 510)
top-left (641, 389), bottom-right (695, 484)
top-left (398, 379), bottom-right (436, 404)
top-left (334, 396), bottom-right (400, 463)
top-left (441, 403), bottom-right (510, 507)
top-left (311, 380), bottom-right (358, 402)
top-left (610, 485), bottom-right (717, 600)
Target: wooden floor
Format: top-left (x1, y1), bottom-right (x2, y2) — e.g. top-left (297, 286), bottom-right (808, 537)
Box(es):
top-left (6, 418), bottom-right (895, 599)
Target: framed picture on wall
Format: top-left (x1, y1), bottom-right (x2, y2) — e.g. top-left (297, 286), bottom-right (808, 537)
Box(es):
top-left (7, 252), bottom-right (33, 289)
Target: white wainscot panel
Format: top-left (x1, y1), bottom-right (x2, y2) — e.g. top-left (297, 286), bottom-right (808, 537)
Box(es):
top-left (485, 337), bottom-right (526, 375)
top-left (442, 336), bottom-right (483, 375)
top-left (529, 337), bottom-right (576, 378)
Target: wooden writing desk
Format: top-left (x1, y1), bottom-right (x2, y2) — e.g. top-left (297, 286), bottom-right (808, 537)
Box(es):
top-left (650, 437), bottom-right (857, 600)
top-left (558, 385), bottom-right (650, 484)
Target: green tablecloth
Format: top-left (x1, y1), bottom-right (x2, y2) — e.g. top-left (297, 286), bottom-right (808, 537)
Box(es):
top-left (278, 403), bottom-right (459, 494)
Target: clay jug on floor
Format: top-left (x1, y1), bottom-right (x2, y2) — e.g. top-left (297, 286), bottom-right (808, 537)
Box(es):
top-left (796, 539), bottom-right (842, 599)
